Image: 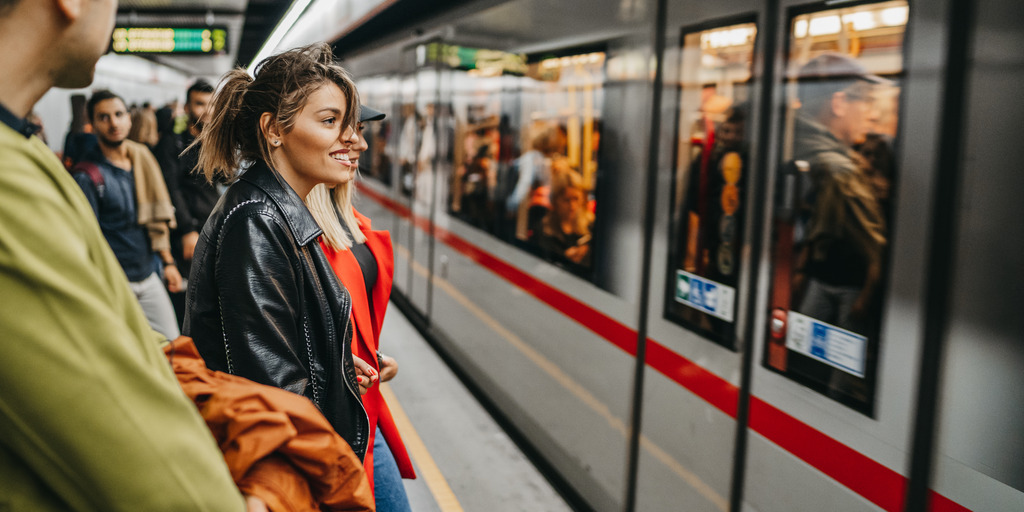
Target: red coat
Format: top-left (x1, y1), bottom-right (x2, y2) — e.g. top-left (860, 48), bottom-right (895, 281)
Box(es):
top-left (321, 208), bottom-right (416, 487)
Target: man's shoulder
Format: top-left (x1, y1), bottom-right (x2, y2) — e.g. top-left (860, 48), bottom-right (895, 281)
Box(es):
top-left (0, 131), bottom-right (102, 226)
top-left (123, 138), bottom-right (158, 160)
top-left (806, 145), bottom-right (858, 176)
top-left (0, 128), bottom-right (78, 185)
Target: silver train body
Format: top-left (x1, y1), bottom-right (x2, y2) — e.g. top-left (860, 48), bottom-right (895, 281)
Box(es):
top-left (38, 0), bottom-right (1019, 510)
top-left (336, 0), bottom-right (1023, 510)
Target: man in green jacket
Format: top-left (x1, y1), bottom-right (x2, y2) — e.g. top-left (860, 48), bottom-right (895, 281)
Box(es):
top-left (0, 1), bottom-right (254, 509)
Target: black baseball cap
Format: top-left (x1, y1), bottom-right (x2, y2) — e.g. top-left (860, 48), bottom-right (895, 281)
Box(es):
top-left (359, 105), bottom-right (386, 122)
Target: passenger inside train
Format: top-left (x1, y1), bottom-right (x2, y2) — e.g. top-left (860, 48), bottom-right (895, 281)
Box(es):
top-left (532, 167), bottom-right (595, 275)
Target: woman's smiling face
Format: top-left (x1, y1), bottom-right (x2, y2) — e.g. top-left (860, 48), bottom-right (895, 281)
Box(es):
top-left (272, 82), bottom-right (359, 196)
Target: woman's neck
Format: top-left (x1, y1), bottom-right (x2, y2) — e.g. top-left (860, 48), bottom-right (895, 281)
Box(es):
top-left (271, 158), bottom-right (314, 198)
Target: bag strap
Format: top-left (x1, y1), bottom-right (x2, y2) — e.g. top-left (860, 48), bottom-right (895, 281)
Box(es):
top-left (71, 161), bottom-right (105, 199)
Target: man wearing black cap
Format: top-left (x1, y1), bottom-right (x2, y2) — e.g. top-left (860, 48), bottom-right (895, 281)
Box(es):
top-left (792, 52), bottom-right (889, 340)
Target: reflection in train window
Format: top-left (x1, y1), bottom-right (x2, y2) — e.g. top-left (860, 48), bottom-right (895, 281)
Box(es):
top-left (665, 20), bottom-right (757, 349)
top-left (357, 77), bottom-right (397, 186)
top-left (440, 45), bottom-right (605, 279)
top-left (764, 1), bottom-right (908, 415)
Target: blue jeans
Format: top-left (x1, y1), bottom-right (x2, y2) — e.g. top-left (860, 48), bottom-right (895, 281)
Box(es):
top-left (374, 426), bottom-right (412, 512)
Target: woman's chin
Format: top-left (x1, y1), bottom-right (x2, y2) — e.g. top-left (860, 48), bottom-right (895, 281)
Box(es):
top-left (331, 168), bottom-right (356, 184)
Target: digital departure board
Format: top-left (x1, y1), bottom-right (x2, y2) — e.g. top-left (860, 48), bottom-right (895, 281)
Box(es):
top-left (111, 27), bottom-right (228, 54)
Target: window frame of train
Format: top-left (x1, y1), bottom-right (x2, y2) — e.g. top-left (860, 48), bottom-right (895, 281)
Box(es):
top-left (762, 0), bottom-right (910, 416)
top-left (664, 15), bottom-right (759, 351)
top-left (442, 42), bottom-right (608, 283)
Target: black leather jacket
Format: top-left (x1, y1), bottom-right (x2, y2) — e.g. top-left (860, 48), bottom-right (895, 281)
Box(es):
top-left (183, 161), bottom-right (368, 459)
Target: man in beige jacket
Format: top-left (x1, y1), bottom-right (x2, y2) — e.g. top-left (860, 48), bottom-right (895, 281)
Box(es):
top-left (72, 89), bottom-right (183, 339)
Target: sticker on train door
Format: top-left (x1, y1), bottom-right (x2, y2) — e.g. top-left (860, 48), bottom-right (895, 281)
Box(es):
top-left (785, 311), bottom-right (867, 377)
top-left (675, 270), bottom-right (736, 322)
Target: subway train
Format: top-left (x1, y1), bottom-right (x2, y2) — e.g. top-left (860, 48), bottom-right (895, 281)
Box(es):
top-left (324, 0), bottom-right (1023, 511)
top-left (38, 0), bottom-right (1021, 510)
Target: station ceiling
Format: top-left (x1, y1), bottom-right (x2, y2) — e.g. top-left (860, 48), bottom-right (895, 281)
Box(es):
top-left (115, 0), bottom-right (290, 78)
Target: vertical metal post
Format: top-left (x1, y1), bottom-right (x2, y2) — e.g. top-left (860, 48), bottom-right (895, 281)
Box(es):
top-left (425, 40), bottom-right (443, 323)
top-left (623, 0), bottom-right (668, 509)
top-left (729, 2), bottom-right (779, 510)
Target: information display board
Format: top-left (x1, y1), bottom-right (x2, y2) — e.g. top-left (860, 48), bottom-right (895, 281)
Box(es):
top-left (111, 27), bottom-right (228, 54)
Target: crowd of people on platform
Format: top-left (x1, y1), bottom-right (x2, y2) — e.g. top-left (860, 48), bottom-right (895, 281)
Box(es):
top-left (1, 1), bottom-right (418, 510)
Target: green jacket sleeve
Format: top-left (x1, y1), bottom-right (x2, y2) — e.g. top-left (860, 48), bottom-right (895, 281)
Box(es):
top-left (0, 132), bottom-right (244, 511)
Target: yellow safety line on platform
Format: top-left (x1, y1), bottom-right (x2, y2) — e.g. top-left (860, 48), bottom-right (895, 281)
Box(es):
top-left (395, 244), bottom-right (728, 512)
top-left (379, 382), bottom-right (465, 512)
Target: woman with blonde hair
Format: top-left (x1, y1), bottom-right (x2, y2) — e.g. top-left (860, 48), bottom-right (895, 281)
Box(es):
top-left (306, 105), bottom-right (416, 511)
top-left (183, 43), bottom-right (377, 470)
top-left (533, 169), bottom-right (594, 273)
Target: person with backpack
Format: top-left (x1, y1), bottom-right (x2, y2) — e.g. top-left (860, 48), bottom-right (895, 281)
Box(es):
top-left (72, 89), bottom-right (181, 339)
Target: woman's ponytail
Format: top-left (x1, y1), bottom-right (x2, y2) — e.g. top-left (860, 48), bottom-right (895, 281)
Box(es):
top-left (190, 43), bottom-right (359, 183)
top-left (194, 69), bottom-right (252, 184)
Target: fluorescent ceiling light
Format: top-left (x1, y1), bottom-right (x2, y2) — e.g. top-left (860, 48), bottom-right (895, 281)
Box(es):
top-left (246, 0), bottom-right (314, 75)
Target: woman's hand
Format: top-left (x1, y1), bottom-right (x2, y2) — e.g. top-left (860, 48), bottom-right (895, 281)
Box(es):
top-left (352, 354), bottom-right (378, 395)
top-left (378, 353), bottom-right (399, 382)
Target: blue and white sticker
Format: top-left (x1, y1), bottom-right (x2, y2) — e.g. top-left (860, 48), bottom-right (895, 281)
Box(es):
top-left (785, 311), bottom-right (867, 377)
top-left (675, 270), bottom-right (736, 322)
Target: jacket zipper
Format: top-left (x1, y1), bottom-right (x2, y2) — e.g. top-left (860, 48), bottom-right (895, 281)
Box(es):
top-left (301, 245), bottom-right (370, 456)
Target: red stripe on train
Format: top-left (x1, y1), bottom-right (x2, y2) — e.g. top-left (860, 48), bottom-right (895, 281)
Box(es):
top-left (357, 183), bottom-right (970, 512)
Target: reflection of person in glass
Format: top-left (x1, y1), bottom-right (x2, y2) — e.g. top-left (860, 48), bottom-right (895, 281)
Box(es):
top-left (459, 144), bottom-right (493, 228)
top-left (792, 53), bottom-right (889, 337)
top-left (533, 169), bottom-right (593, 274)
top-left (507, 125), bottom-right (567, 240)
top-left (397, 104), bottom-right (418, 196)
top-left (683, 103), bottom-right (748, 287)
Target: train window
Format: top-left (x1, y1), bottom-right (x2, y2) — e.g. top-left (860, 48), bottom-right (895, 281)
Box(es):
top-left (397, 76), bottom-right (420, 199)
top-left (358, 77), bottom-right (396, 186)
top-left (448, 72), bottom-right (503, 222)
top-left (764, 1), bottom-right (909, 415)
top-left (444, 45), bottom-right (606, 279)
top-left (664, 19), bottom-right (757, 349)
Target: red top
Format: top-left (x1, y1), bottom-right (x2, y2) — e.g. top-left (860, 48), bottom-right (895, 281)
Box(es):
top-left (321, 208), bottom-right (416, 487)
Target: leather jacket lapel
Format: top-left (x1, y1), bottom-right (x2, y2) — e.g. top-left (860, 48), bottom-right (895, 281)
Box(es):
top-left (241, 161), bottom-right (323, 246)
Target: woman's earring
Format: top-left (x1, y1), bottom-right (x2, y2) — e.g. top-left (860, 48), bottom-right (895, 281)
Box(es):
top-left (272, 140), bottom-right (281, 146)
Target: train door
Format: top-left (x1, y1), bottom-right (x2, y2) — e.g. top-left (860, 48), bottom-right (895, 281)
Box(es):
top-left (391, 44), bottom-right (441, 316)
top-left (636, 1), bottom-right (765, 510)
top-left (409, 44), bottom-right (443, 317)
top-left (389, 51), bottom-right (416, 301)
top-left (927, 0), bottom-right (1024, 509)
top-left (420, 31), bottom-right (643, 510)
top-left (741, 1), bottom-right (964, 511)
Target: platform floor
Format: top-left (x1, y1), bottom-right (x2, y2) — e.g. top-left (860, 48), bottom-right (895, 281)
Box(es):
top-left (378, 304), bottom-right (574, 512)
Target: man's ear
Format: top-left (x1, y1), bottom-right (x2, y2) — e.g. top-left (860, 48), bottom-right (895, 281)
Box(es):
top-left (260, 112), bottom-right (281, 143)
top-left (831, 91), bottom-right (849, 118)
top-left (54, 0), bottom-right (84, 21)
